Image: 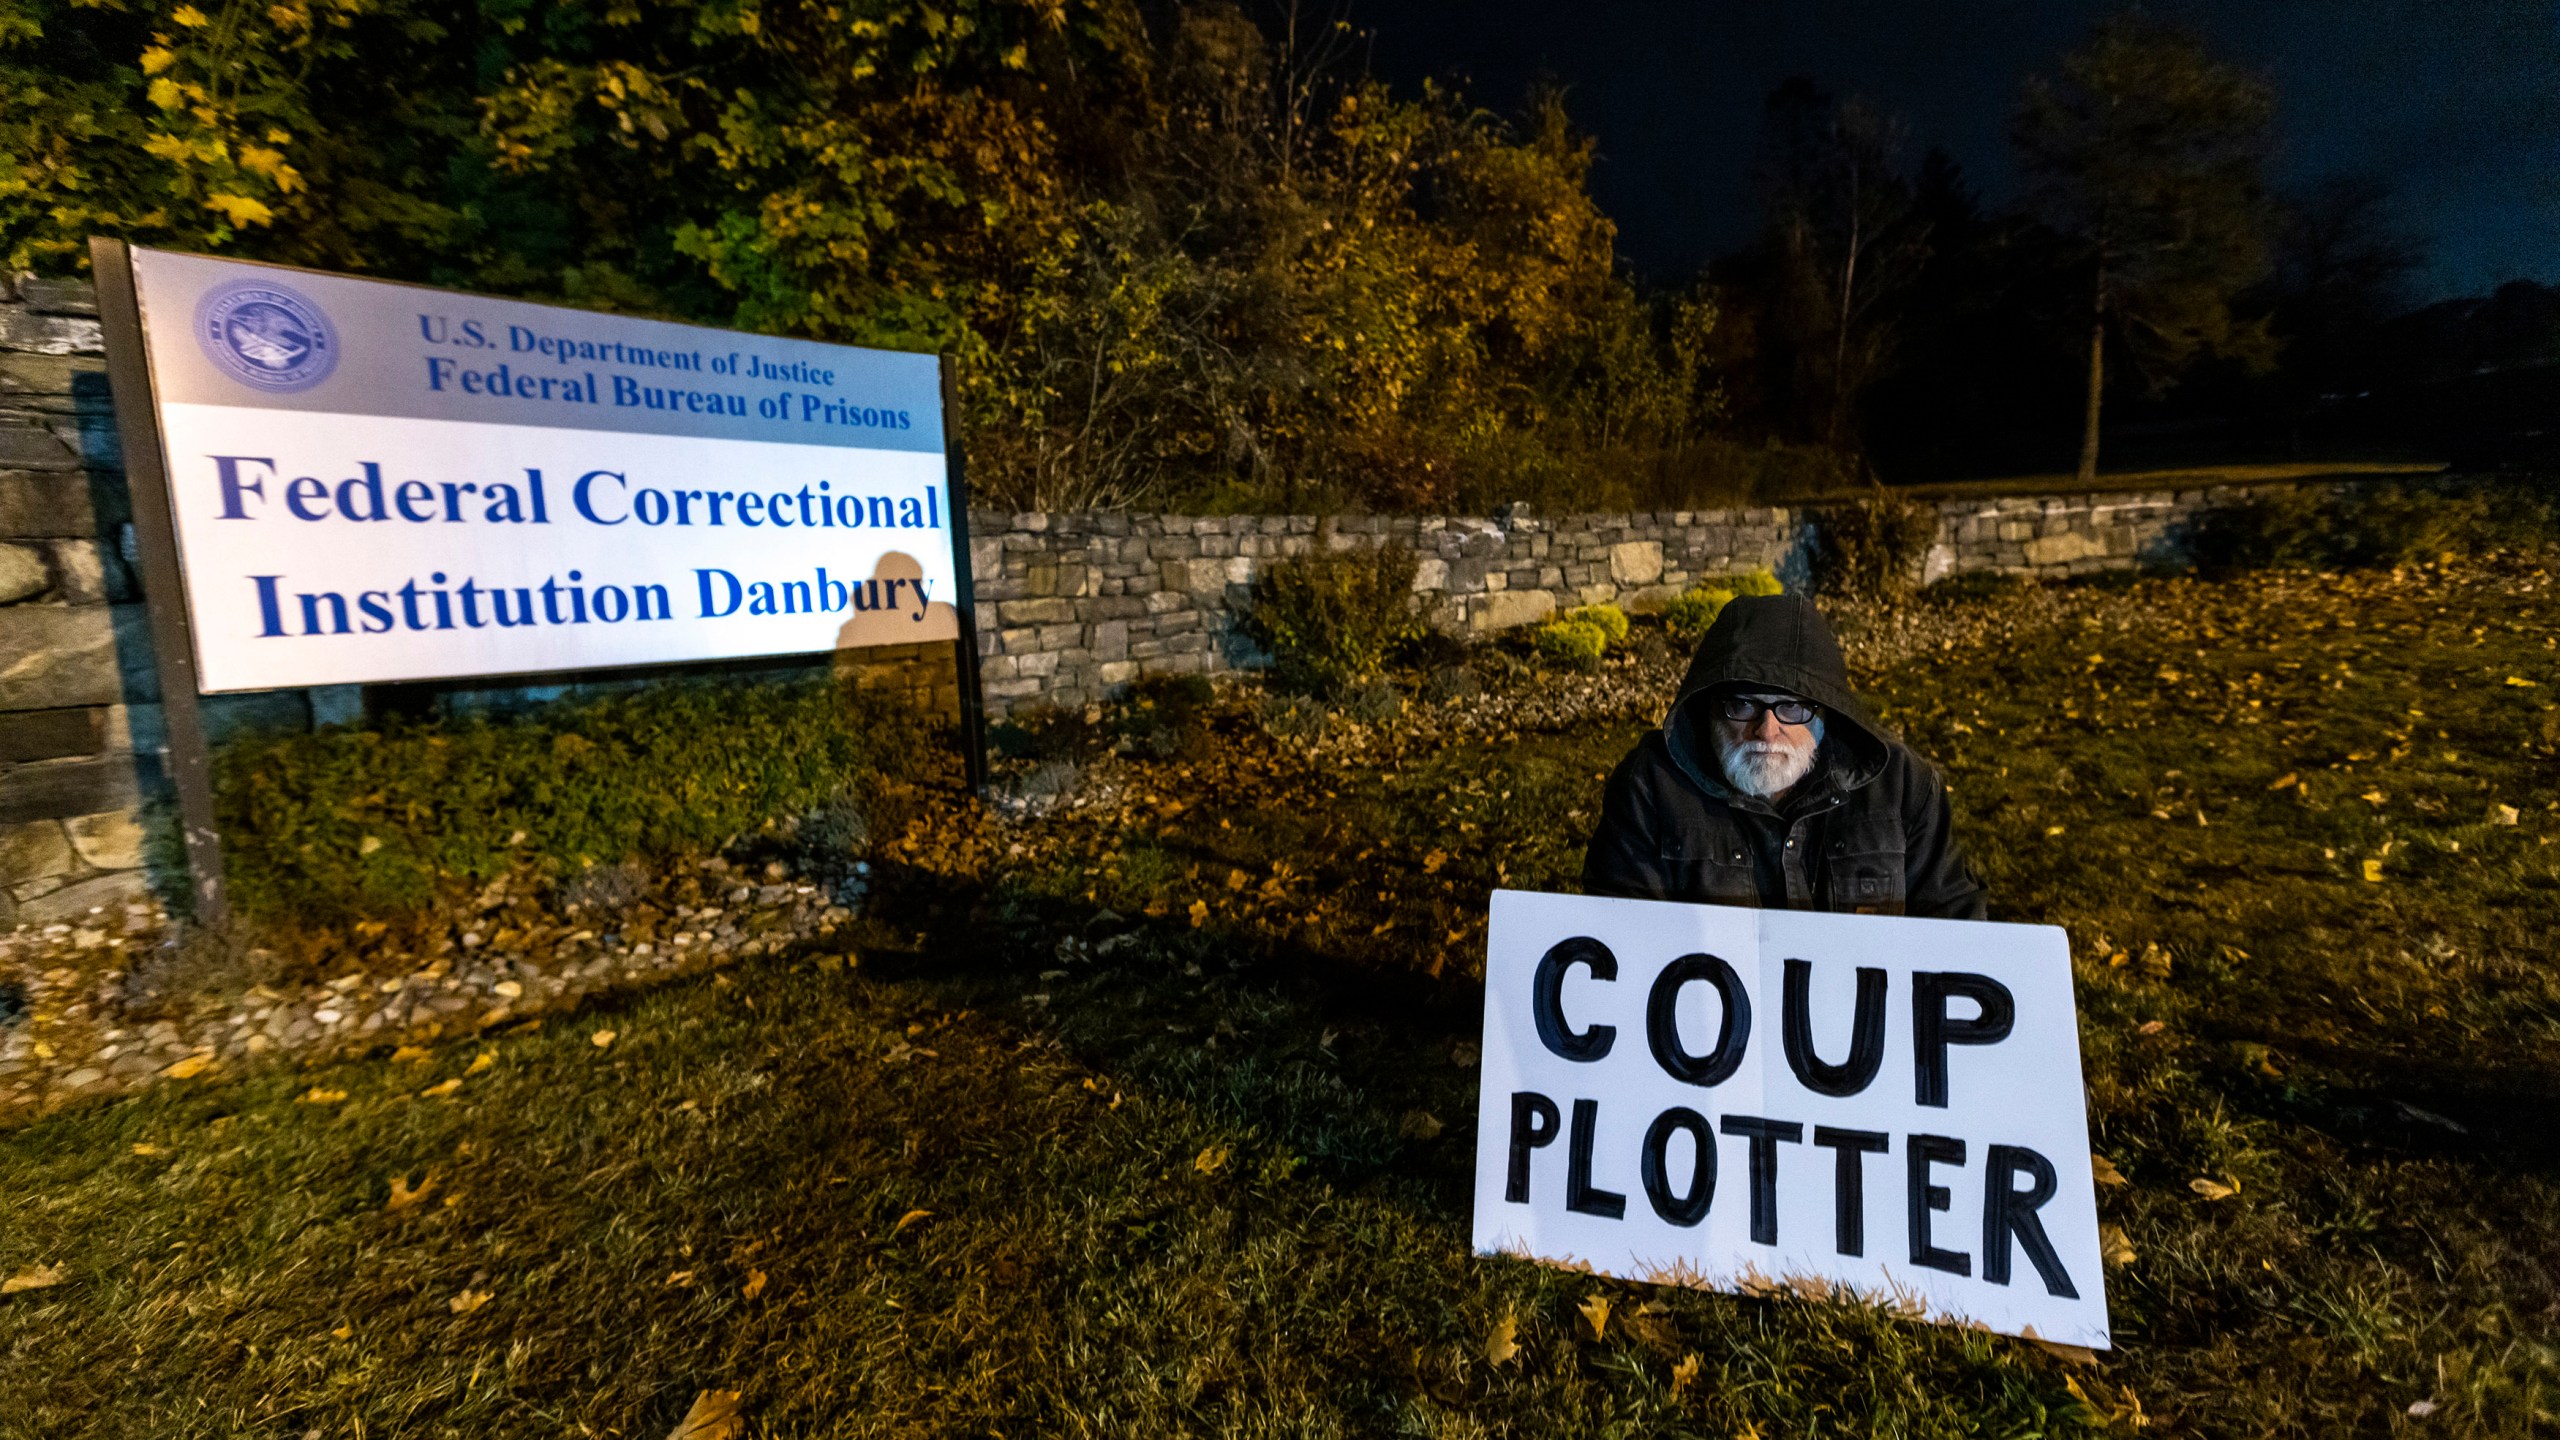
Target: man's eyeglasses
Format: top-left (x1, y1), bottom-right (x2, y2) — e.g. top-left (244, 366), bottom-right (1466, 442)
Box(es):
top-left (1715, 694), bottom-right (1820, 726)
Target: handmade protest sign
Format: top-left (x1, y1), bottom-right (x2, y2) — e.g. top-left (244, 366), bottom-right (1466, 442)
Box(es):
top-left (1471, 890), bottom-right (2110, 1349)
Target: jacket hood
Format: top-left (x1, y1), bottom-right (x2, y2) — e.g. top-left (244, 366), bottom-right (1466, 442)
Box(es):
top-left (1665, 592), bottom-right (1893, 795)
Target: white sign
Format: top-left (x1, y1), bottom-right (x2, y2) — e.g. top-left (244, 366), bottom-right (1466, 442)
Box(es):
top-left (1473, 891), bottom-right (2110, 1349)
top-left (120, 247), bottom-right (959, 692)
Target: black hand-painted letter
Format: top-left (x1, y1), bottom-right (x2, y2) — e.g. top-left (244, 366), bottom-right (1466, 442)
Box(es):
top-left (1641, 1107), bottom-right (1717, 1227)
top-left (1505, 1091), bottom-right (1560, 1203)
top-left (1911, 971), bottom-right (2015, 1108)
top-left (1812, 1126), bottom-right (1890, 1257)
top-left (1782, 958), bottom-right (1888, 1097)
top-left (1906, 1132), bottom-right (1971, 1275)
top-left (1647, 952), bottom-right (1751, 1086)
top-left (1983, 1144), bottom-right (2079, 1298)
top-left (1718, 1115), bottom-right (1804, 1245)
top-left (1566, 1098), bottom-right (1627, 1219)
top-left (1534, 937), bottom-right (1617, 1062)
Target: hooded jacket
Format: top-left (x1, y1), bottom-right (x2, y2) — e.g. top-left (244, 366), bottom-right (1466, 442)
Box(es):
top-left (1581, 593), bottom-right (1985, 919)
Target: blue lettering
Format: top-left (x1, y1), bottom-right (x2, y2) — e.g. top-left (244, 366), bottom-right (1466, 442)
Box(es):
top-left (285, 476), bottom-right (331, 521)
top-left (574, 469), bottom-right (629, 525)
top-left (210, 455), bottom-right (273, 519)
top-left (251, 575), bottom-right (285, 636)
top-left (395, 480), bottom-right (436, 523)
top-left (695, 568), bottom-right (743, 618)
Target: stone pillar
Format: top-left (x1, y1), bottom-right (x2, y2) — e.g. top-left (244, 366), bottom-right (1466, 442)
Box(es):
top-left (0, 274), bottom-right (158, 926)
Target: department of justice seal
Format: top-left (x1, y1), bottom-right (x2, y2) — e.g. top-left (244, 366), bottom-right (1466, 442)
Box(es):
top-left (194, 279), bottom-right (339, 393)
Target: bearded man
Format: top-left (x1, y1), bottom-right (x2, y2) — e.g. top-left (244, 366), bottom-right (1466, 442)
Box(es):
top-left (1582, 592), bottom-right (1985, 919)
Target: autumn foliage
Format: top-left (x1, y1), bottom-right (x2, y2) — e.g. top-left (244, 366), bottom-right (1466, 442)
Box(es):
top-left (6, 0), bottom-right (1761, 512)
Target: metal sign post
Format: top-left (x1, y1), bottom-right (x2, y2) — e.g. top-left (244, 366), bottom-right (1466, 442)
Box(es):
top-left (939, 354), bottom-right (990, 798)
top-left (91, 238), bottom-right (230, 926)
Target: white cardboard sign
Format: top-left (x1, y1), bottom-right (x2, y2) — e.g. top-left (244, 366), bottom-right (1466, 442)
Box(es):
top-left (1472, 890), bottom-right (2110, 1349)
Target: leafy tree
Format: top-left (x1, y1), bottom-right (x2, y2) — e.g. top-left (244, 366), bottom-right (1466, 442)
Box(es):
top-left (4, 0), bottom-right (1749, 512)
top-left (1748, 79), bottom-right (1931, 450)
top-left (2013, 15), bottom-right (2278, 482)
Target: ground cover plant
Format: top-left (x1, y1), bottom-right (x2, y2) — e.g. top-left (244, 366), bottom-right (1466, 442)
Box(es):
top-left (3, 551), bottom-right (2558, 1435)
top-left (211, 672), bottom-right (924, 926)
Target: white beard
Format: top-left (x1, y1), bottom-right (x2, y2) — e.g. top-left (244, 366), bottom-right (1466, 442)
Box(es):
top-left (1720, 738), bottom-right (1816, 798)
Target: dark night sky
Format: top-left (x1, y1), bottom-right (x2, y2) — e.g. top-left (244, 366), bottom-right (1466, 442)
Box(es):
top-left (1347, 0), bottom-right (2557, 300)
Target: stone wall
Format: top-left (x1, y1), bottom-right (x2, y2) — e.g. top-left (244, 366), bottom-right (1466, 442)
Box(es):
top-left (962, 488), bottom-right (2229, 715)
top-left (964, 509), bottom-right (1809, 711)
top-left (0, 270), bottom-right (2337, 922)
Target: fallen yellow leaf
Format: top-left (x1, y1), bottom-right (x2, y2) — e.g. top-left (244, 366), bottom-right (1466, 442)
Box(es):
top-left (2361, 858), bottom-right (2385, 883)
top-left (2267, 772), bottom-right (2298, 790)
top-left (131, 1143), bottom-right (165, 1157)
top-left (1187, 899), bottom-right (1210, 929)
top-left (1670, 1352), bottom-right (1702, 1394)
top-left (465, 1051), bottom-right (495, 1076)
top-left (742, 1268), bottom-right (768, 1300)
top-left (591, 1029), bottom-right (617, 1049)
top-left (2090, 1153), bottom-right (2128, 1187)
top-left (1193, 1144), bottom-right (1230, 1175)
top-left (2032, 1337), bottom-right (2102, 1367)
top-left (1421, 848), bottom-right (1449, 874)
top-left (2189, 1177), bottom-right (2237, 1201)
top-left (1578, 1292), bottom-right (1612, 1340)
top-left (2505, 676), bottom-right (2537, 687)
top-left (665, 1269), bottom-right (695, 1288)
top-left (2495, 804), bottom-right (2521, 825)
top-left (386, 1173), bottom-right (438, 1211)
top-left (448, 1288), bottom-right (491, 1315)
top-left (668, 1389), bottom-right (746, 1440)
top-left (889, 1208), bottom-right (933, 1238)
top-left (1398, 1109), bottom-right (1443, 1141)
top-left (391, 1046), bottom-right (432, 1063)
top-left (161, 1054), bottom-right (214, 1081)
top-left (298, 1088), bottom-right (348, 1105)
top-left (419, 1078), bottom-right (463, 1099)
top-left (2100, 1224), bottom-right (2137, 1268)
top-left (2, 1263), bottom-right (65, 1295)
top-left (1485, 1311), bottom-right (1519, 1365)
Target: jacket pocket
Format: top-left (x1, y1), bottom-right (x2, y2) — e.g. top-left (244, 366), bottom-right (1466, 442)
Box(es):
top-left (1827, 829), bottom-right (1908, 913)
top-left (1676, 818), bottom-right (1761, 906)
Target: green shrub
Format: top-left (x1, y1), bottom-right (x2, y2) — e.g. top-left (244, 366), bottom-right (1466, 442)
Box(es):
top-left (1243, 540), bottom-right (1428, 696)
top-left (1662, 587), bottom-right (1735, 642)
top-left (213, 676), bottom-right (924, 923)
top-left (1562, 603), bottom-right (1629, 646)
top-left (1814, 489), bottom-right (1938, 599)
top-left (2188, 482), bottom-right (2552, 575)
top-left (1533, 619), bottom-right (1609, 667)
top-left (1661, 569), bottom-right (1781, 643)
top-left (1117, 673), bottom-right (1217, 759)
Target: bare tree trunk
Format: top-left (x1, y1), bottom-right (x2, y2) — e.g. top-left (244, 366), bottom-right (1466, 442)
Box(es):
top-left (2078, 272), bottom-right (2105, 485)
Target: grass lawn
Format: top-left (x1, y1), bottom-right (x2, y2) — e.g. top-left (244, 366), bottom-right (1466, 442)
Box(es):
top-left (2, 560), bottom-right (2557, 1437)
